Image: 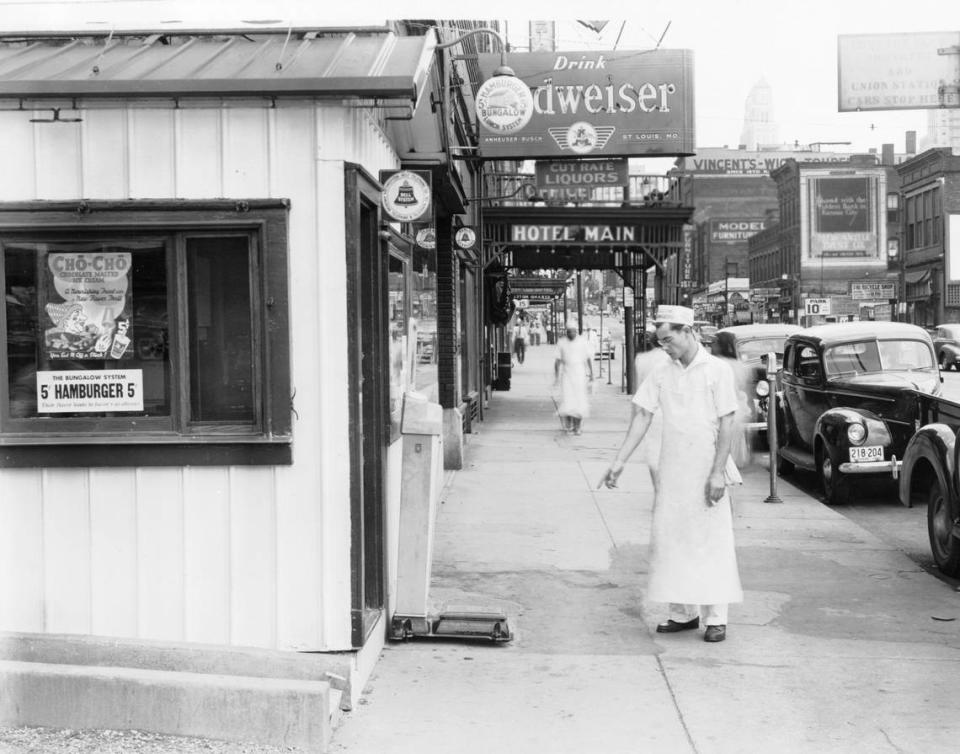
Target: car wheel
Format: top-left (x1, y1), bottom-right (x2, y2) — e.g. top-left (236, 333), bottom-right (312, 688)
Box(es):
top-left (927, 478), bottom-right (960, 577)
top-left (818, 446), bottom-right (849, 505)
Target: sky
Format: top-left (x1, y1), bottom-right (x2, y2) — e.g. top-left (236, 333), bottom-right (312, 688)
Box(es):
top-left (1, 0), bottom-right (959, 159)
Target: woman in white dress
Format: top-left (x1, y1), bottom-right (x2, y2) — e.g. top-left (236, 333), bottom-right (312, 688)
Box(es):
top-left (554, 320), bottom-right (594, 435)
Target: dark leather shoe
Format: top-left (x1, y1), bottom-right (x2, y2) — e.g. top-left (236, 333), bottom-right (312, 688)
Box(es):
top-left (704, 625), bottom-right (726, 642)
top-left (656, 617), bottom-right (700, 633)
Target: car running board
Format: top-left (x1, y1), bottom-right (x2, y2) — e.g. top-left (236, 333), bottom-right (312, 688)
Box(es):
top-left (779, 446), bottom-right (816, 471)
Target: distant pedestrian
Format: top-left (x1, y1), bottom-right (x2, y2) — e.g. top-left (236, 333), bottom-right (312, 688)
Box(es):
top-left (529, 319), bottom-right (542, 346)
top-left (513, 320), bottom-right (529, 364)
top-left (554, 319), bottom-right (594, 435)
top-left (598, 305), bottom-right (743, 643)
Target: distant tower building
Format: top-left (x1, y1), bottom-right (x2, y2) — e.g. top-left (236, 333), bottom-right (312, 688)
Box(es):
top-left (739, 78), bottom-right (779, 150)
top-left (922, 109), bottom-right (960, 153)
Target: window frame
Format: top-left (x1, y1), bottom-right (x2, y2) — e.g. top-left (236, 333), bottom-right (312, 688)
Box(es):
top-left (0, 199), bottom-right (291, 467)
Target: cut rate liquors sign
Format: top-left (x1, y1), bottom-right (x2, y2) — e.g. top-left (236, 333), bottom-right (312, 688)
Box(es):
top-left (476, 49), bottom-right (695, 159)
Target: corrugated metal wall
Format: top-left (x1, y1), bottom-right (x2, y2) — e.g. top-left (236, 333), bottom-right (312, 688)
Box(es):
top-left (0, 103), bottom-right (401, 652)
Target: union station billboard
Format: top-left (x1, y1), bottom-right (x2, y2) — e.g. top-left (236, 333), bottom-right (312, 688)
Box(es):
top-left (475, 49), bottom-right (695, 159)
top-left (838, 32), bottom-right (960, 111)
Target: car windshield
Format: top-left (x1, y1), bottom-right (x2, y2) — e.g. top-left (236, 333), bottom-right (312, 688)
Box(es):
top-left (824, 338), bottom-right (936, 377)
top-left (736, 337), bottom-right (789, 361)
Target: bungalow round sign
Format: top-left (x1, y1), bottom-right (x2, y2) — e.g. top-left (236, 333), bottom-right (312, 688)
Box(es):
top-left (382, 170), bottom-right (432, 222)
top-left (476, 75), bottom-right (534, 134)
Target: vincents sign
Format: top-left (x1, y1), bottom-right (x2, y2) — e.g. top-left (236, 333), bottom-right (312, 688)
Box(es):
top-left (476, 49), bottom-right (695, 159)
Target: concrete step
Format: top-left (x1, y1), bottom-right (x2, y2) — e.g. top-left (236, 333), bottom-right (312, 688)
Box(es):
top-left (0, 660), bottom-right (329, 750)
top-left (0, 631), bottom-right (352, 750)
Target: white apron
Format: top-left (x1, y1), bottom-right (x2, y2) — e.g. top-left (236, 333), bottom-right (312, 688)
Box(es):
top-left (638, 350), bottom-right (744, 605)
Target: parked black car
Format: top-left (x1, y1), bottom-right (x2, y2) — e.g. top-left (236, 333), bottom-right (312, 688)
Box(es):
top-left (931, 324), bottom-right (960, 371)
top-left (776, 321), bottom-right (941, 505)
top-left (898, 392), bottom-right (960, 576)
top-left (711, 324), bottom-right (803, 440)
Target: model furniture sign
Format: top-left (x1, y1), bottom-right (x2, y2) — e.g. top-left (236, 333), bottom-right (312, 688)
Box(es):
top-left (475, 49), bottom-right (695, 159)
top-left (709, 218), bottom-right (767, 243)
top-left (838, 32), bottom-right (960, 111)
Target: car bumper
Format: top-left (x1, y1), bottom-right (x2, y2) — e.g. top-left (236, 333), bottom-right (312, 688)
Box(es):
top-left (838, 456), bottom-right (901, 480)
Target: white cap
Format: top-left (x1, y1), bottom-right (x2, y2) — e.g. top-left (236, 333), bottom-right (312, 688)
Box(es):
top-left (653, 305), bottom-right (695, 327)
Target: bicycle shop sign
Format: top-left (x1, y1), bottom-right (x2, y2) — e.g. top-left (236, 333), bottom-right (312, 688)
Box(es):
top-left (510, 223), bottom-right (640, 244)
top-left (475, 48), bottom-right (695, 159)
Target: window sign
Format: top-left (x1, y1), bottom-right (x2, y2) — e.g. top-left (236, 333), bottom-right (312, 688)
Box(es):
top-left (37, 369), bottom-right (143, 413)
top-left (43, 251), bottom-right (132, 360)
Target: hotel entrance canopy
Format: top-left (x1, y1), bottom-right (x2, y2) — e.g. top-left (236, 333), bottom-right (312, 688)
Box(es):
top-left (483, 205), bottom-right (693, 272)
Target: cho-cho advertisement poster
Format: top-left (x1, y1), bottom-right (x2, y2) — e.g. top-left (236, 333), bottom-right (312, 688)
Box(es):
top-left (43, 251), bottom-right (133, 360)
top-left (475, 48), bottom-right (695, 159)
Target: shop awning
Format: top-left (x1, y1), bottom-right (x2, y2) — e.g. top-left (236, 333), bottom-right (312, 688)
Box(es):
top-left (904, 268), bottom-right (931, 285)
top-left (0, 30), bottom-right (436, 103)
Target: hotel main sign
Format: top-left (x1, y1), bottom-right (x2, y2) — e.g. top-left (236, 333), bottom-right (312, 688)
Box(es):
top-left (476, 49), bottom-right (695, 159)
top-left (511, 224), bottom-right (640, 244)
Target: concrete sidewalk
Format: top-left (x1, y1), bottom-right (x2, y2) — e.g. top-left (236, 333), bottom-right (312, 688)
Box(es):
top-left (332, 342), bottom-right (960, 754)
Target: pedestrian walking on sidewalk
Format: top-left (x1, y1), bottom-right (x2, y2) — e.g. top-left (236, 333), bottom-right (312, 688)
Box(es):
top-left (513, 320), bottom-right (529, 365)
top-left (598, 304), bottom-right (743, 643)
top-left (554, 319), bottom-right (594, 435)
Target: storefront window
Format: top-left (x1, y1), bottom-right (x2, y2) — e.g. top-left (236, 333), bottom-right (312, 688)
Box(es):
top-left (388, 252), bottom-right (407, 440)
top-left (412, 243), bottom-right (438, 401)
top-left (0, 201), bottom-right (291, 466)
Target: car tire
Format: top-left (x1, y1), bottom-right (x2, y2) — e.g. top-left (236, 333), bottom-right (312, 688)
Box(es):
top-left (927, 477), bottom-right (960, 577)
top-left (818, 445), bottom-right (850, 505)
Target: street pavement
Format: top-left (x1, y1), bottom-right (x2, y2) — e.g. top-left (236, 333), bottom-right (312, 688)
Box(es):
top-left (331, 341), bottom-right (960, 754)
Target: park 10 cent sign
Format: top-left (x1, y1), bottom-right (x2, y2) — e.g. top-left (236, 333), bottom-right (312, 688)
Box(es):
top-left (475, 49), bottom-right (695, 159)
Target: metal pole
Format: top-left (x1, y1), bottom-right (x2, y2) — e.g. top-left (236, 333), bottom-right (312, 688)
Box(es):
top-left (764, 350), bottom-right (783, 504)
top-left (624, 271), bottom-right (636, 394)
top-left (576, 270), bottom-right (584, 334)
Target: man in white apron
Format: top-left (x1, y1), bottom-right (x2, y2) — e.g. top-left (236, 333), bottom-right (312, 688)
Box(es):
top-left (598, 305), bottom-right (743, 643)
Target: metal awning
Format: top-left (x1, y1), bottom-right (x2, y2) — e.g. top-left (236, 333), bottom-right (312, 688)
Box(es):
top-left (0, 30), bottom-right (436, 103)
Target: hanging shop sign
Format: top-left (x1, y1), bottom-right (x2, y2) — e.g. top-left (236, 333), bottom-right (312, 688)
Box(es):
top-left (381, 170), bottom-right (432, 223)
top-left (415, 227), bottom-right (436, 249)
top-left (534, 158), bottom-right (628, 202)
top-left (454, 226), bottom-right (479, 251)
top-left (43, 251), bottom-right (133, 361)
top-left (476, 49), bottom-right (695, 159)
top-left (36, 369), bottom-right (144, 413)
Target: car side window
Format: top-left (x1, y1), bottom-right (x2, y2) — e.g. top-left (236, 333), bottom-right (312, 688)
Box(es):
top-left (797, 345), bottom-right (821, 380)
top-left (783, 343), bottom-right (796, 374)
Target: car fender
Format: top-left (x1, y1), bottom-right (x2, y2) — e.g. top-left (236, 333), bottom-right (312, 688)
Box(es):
top-left (899, 424), bottom-right (957, 509)
top-left (939, 344), bottom-right (960, 359)
top-left (814, 406), bottom-right (892, 457)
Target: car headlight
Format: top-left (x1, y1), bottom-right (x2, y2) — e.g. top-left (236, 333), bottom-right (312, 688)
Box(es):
top-left (755, 380), bottom-right (770, 397)
top-left (847, 423), bottom-right (867, 446)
